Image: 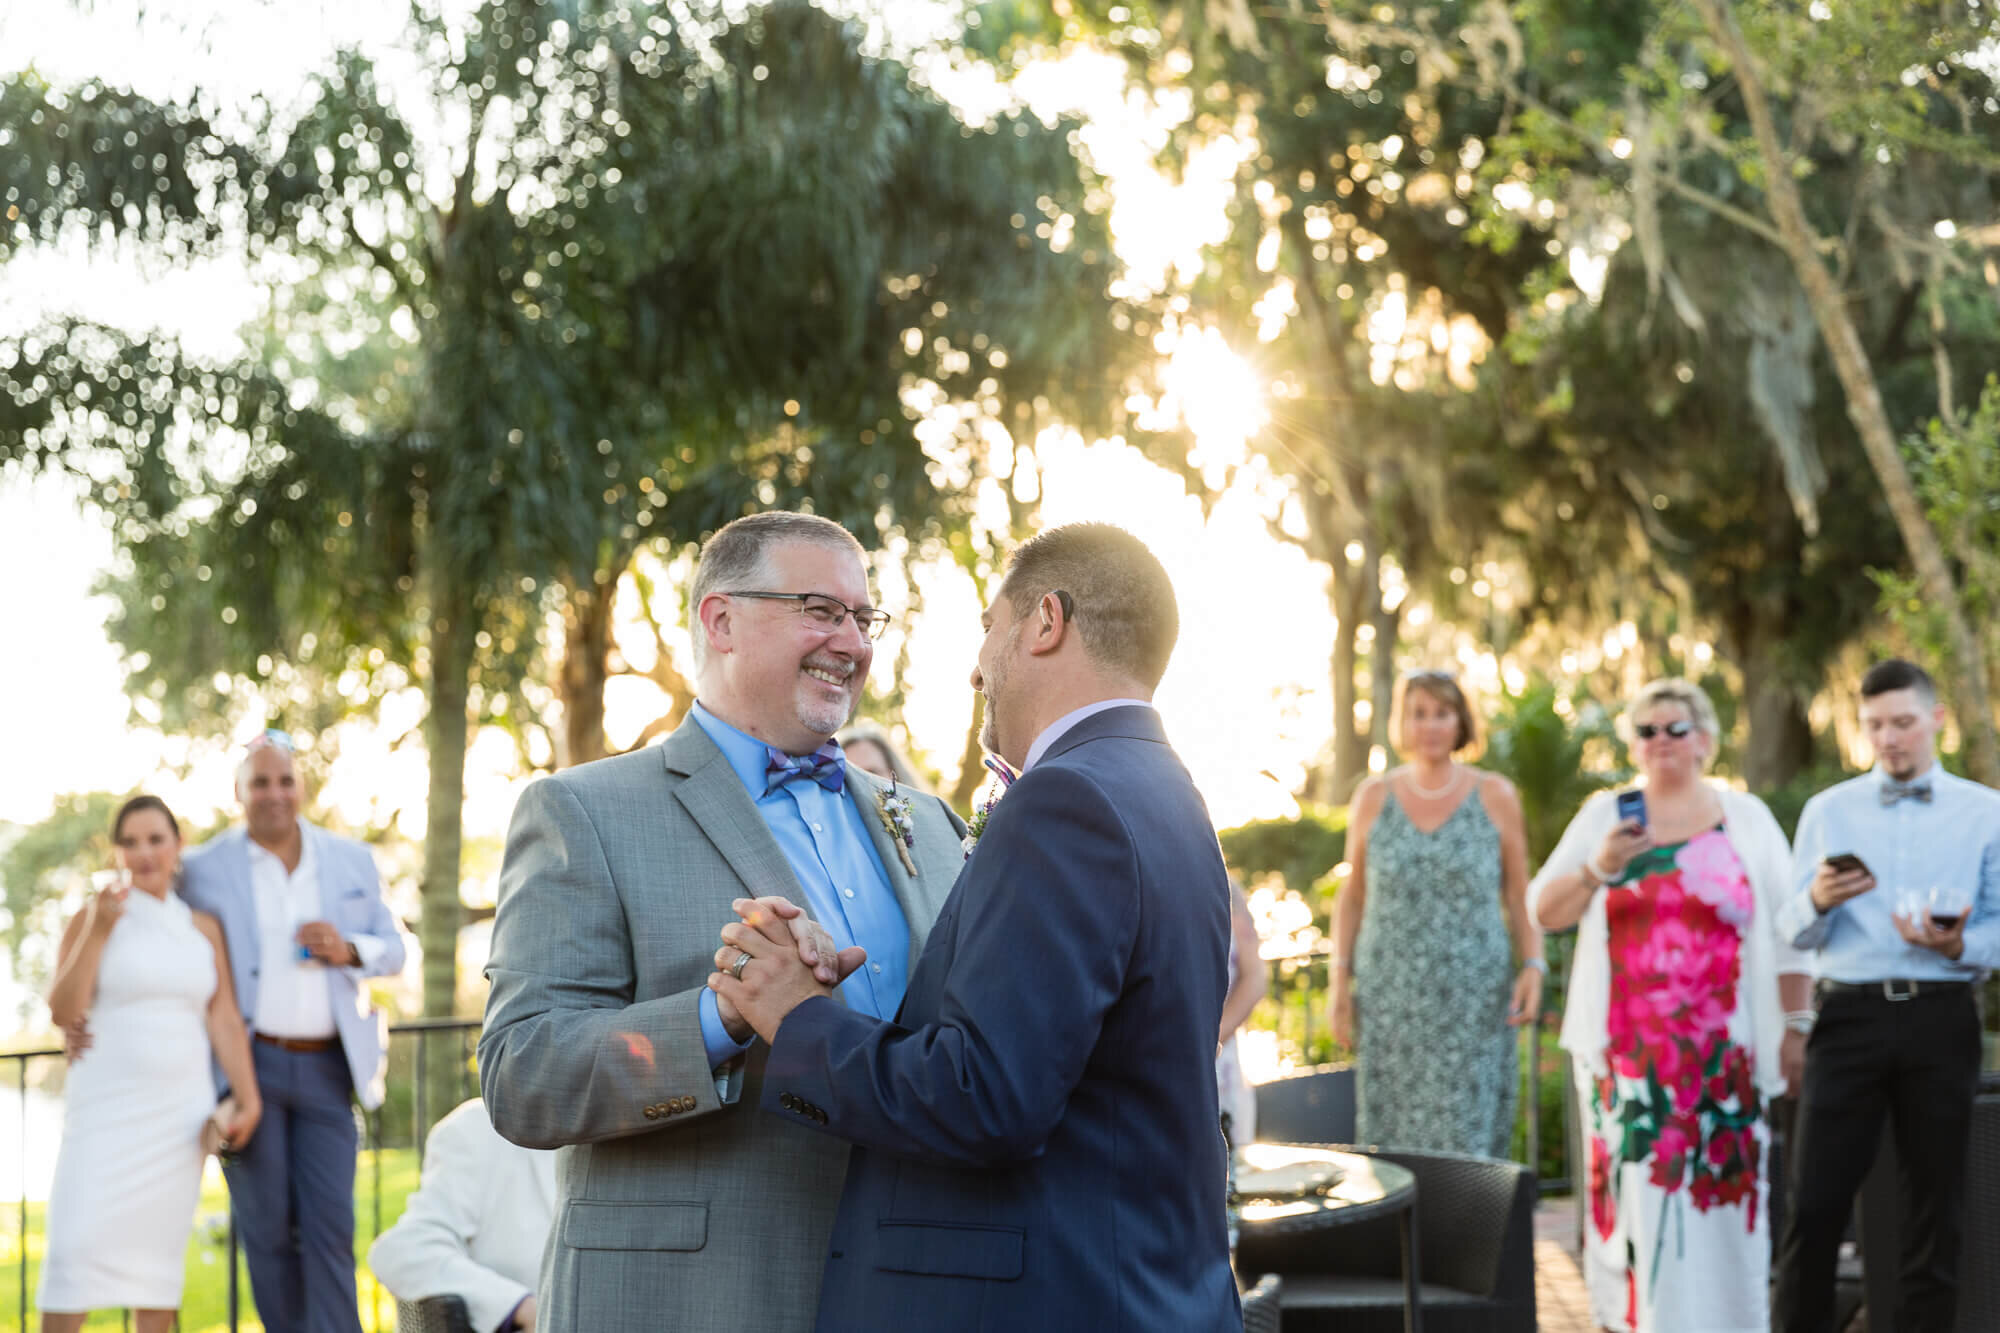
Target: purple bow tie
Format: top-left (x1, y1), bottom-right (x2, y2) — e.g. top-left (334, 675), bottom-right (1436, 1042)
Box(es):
top-left (765, 744), bottom-right (846, 795)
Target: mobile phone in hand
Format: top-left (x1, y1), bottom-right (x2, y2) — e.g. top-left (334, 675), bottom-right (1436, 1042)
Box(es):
top-left (1615, 789), bottom-right (1647, 829)
top-left (1822, 852), bottom-right (1871, 878)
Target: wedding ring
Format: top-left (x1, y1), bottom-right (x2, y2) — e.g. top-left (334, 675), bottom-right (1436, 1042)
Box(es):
top-left (730, 950), bottom-right (752, 980)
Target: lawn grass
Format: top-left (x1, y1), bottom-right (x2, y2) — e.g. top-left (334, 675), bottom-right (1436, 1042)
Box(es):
top-left (2, 1146), bottom-right (420, 1332)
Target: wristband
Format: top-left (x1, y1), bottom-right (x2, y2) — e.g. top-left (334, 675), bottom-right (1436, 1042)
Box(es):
top-left (1587, 854), bottom-right (1618, 884)
top-left (1784, 1008), bottom-right (1816, 1035)
top-left (1521, 957), bottom-right (1548, 975)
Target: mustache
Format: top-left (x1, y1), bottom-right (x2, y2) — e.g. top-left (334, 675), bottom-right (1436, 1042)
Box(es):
top-left (803, 655), bottom-right (856, 680)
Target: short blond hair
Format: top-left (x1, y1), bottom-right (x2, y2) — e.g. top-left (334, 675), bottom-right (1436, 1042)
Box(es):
top-left (1626, 677), bottom-right (1720, 743)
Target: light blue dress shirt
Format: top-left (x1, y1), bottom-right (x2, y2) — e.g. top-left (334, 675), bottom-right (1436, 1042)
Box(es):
top-left (693, 702), bottom-right (911, 1070)
top-left (1775, 764), bottom-right (2000, 981)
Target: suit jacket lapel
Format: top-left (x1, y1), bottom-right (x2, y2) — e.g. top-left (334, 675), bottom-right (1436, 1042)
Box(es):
top-left (659, 718), bottom-right (809, 912)
top-left (206, 829), bottom-right (262, 1027)
top-left (227, 829), bottom-right (260, 964)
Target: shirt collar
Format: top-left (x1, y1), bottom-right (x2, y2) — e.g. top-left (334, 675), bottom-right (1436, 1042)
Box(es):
top-left (691, 700), bottom-right (839, 799)
top-left (246, 819), bottom-right (313, 871)
top-left (1022, 698), bottom-right (1153, 773)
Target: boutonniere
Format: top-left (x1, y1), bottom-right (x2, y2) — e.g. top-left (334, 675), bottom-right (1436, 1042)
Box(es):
top-left (961, 755), bottom-right (1018, 858)
top-left (875, 781), bottom-right (919, 876)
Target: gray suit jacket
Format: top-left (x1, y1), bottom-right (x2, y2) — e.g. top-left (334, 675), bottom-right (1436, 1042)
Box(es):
top-left (478, 718), bottom-right (964, 1332)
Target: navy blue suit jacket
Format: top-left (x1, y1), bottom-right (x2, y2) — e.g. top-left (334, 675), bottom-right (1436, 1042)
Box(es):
top-left (760, 705), bottom-right (1239, 1331)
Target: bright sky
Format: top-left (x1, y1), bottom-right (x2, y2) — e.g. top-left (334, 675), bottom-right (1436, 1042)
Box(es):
top-left (0, 0), bottom-right (1343, 848)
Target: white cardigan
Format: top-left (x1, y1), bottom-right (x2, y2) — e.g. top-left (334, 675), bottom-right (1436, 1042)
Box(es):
top-left (1527, 783), bottom-right (1809, 1098)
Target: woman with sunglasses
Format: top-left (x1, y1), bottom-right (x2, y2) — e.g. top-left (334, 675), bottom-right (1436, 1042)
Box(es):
top-left (1530, 677), bottom-right (1809, 1333)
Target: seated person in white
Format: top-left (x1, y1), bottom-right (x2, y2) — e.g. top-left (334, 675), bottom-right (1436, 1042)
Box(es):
top-left (368, 1098), bottom-right (556, 1332)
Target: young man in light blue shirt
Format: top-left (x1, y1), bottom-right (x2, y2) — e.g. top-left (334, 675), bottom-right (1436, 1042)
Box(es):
top-left (1772, 658), bottom-right (2000, 1333)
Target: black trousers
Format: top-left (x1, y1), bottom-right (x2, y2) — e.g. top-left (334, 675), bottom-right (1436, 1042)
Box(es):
top-left (1772, 983), bottom-right (1981, 1333)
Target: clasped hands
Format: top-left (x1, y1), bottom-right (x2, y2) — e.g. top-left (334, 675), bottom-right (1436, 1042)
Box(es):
top-left (709, 897), bottom-right (868, 1043)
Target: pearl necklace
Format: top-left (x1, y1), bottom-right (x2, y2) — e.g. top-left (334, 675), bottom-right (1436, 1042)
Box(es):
top-left (1404, 763), bottom-right (1461, 799)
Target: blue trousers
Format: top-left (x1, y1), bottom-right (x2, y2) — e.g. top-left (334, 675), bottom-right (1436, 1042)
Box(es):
top-left (225, 1040), bottom-right (363, 1333)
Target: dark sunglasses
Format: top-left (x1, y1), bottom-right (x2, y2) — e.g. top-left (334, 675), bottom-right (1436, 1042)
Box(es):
top-left (1634, 721), bottom-right (1694, 740)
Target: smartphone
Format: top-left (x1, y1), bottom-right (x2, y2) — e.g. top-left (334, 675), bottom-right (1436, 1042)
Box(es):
top-left (1823, 852), bottom-right (1871, 878)
top-left (1615, 789), bottom-right (1647, 829)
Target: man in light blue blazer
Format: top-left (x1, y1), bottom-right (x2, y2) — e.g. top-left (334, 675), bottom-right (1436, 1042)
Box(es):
top-left (180, 731), bottom-right (407, 1333)
top-left (716, 524), bottom-right (1239, 1332)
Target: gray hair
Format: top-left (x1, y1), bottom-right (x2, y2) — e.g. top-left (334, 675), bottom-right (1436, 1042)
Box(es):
top-left (687, 511), bottom-right (866, 673)
top-left (1626, 677), bottom-right (1721, 745)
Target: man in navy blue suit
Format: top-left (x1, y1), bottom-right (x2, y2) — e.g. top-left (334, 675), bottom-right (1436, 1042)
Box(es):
top-left (713, 523), bottom-right (1238, 1332)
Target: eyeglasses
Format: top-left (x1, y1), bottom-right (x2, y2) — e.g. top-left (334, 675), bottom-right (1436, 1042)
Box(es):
top-left (1634, 721), bottom-right (1695, 740)
top-left (729, 591), bottom-right (892, 641)
top-left (246, 728), bottom-right (295, 754)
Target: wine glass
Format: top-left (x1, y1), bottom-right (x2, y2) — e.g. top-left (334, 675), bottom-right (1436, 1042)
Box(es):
top-left (1927, 884), bottom-right (1971, 931)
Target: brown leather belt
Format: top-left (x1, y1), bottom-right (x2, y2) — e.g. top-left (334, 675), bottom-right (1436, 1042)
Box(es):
top-left (255, 1032), bottom-right (337, 1052)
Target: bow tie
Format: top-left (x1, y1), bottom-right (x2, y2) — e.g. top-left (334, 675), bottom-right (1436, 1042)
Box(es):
top-left (765, 744), bottom-right (846, 795)
top-left (1880, 779), bottom-right (1934, 806)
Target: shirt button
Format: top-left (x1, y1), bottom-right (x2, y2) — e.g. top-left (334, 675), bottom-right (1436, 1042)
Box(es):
top-left (843, 889), bottom-right (855, 899)
top-left (811, 823), bottom-right (823, 833)
top-left (872, 964), bottom-right (882, 973)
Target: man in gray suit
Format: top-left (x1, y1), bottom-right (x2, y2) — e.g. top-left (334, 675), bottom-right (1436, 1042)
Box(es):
top-left (479, 511), bottom-right (964, 1332)
top-left (180, 731), bottom-right (407, 1333)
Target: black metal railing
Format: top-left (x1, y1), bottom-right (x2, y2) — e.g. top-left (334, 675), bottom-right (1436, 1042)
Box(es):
top-left (6, 1016), bottom-right (483, 1332)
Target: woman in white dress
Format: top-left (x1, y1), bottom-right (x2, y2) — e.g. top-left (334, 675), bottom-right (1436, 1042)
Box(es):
top-left (39, 796), bottom-right (262, 1333)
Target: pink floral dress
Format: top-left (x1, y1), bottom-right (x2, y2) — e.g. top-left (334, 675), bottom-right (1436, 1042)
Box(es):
top-left (1577, 828), bottom-right (1769, 1333)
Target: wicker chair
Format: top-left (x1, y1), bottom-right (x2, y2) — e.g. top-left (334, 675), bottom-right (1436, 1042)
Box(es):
top-left (1239, 1271), bottom-right (1283, 1333)
top-left (1856, 1072), bottom-right (2000, 1332)
top-left (1252, 1064), bottom-right (1357, 1145)
top-left (1235, 1146), bottom-right (1536, 1333)
top-left (396, 1294), bottom-right (476, 1333)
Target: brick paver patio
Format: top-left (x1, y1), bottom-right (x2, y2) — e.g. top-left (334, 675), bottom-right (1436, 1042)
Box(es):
top-left (1533, 1199), bottom-right (1596, 1332)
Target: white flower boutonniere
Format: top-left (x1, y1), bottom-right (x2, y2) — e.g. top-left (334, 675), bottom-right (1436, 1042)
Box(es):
top-left (876, 781), bottom-right (919, 876)
top-left (960, 755), bottom-right (1018, 859)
